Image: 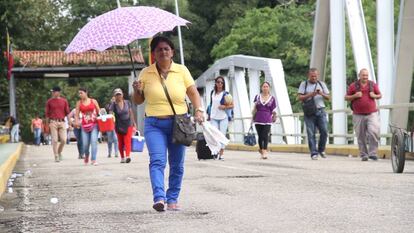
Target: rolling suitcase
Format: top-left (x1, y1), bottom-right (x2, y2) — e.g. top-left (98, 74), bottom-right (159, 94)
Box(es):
top-left (196, 133), bottom-right (215, 160)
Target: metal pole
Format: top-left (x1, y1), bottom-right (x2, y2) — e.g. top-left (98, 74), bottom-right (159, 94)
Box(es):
top-left (9, 74), bottom-right (16, 117)
top-left (174, 0), bottom-right (185, 65)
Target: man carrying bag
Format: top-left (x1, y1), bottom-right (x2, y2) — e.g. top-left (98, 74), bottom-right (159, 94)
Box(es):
top-left (298, 68), bottom-right (330, 160)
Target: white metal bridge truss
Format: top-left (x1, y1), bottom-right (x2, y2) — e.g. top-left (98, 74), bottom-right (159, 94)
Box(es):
top-left (195, 55), bottom-right (296, 144)
top-left (194, 0), bottom-right (413, 145)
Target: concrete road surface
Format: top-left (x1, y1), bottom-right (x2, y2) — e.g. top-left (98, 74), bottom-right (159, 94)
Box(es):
top-left (1, 143), bottom-right (414, 233)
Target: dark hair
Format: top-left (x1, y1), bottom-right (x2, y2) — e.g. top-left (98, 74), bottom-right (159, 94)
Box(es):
top-left (214, 76), bottom-right (226, 93)
top-left (260, 81), bottom-right (271, 93)
top-left (78, 87), bottom-right (88, 93)
top-left (261, 81), bottom-right (271, 88)
top-left (78, 87), bottom-right (89, 97)
top-left (150, 36), bottom-right (175, 52)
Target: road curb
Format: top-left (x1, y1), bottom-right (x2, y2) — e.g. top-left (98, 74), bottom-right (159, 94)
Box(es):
top-left (0, 143), bottom-right (23, 197)
top-left (225, 143), bottom-right (392, 159)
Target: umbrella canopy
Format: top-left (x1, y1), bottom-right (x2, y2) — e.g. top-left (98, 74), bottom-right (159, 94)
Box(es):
top-left (65, 6), bottom-right (190, 53)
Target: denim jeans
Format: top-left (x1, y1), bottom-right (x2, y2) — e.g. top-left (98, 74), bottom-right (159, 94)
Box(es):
top-left (81, 124), bottom-right (99, 161)
top-left (10, 124), bottom-right (19, 143)
top-left (107, 130), bottom-right (118, 156)
top-left (33, 128), bottom-right (41, 145)
top-left (210, 118), bottom-right (229, 149)
top-left (144, 117), bottom-right (186, 204)
top-left (304, 108), bottom-right (328, 156)
top-left (73, 127), bottom-right (84, 156)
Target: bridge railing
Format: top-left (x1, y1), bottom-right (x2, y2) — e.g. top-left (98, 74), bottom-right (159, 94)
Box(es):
top-left (226, 102), bottom-right (414, 145)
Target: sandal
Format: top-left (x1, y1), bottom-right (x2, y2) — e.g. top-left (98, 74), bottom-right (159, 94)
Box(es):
top-left (152, 200), bottom-right (165, 212)
top-left (167, 203), bottom-right (180, 211)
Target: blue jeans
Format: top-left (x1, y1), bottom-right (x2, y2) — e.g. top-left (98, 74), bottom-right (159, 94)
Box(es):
top-left (33, 128), bottom-right (41, 145)
top-left (304, 108), bottom-right (328, 156)
top-left (107, 130), bottom-right (118, 156)
top-left (81, 125), bottom-right (99, 161)
top-left (10, 124), bottom-right (19, 143)
top-left (144, 117), bottom-right (186, 204)
top-left (74, 127), bottom-right (84, 156)
top-left (210, 118), bottom-right (229, 149)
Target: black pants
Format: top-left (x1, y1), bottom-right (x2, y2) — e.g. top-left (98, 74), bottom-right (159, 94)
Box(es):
top-left (255, 124), bottom-right (271, 150)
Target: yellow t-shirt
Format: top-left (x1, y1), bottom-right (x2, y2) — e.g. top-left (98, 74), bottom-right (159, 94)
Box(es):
top-left (139, 62), bottom-right (195, 116)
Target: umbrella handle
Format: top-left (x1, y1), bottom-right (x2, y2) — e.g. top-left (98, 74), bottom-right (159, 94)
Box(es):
top-left (127, 45), bottom-right (137, 79)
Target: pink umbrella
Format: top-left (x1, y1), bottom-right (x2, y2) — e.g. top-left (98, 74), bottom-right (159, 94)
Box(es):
top-left (65, 6), bottom-right (190, 53)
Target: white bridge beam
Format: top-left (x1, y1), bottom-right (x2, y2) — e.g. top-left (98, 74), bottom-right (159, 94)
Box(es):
top-left (392, 0), bottom-right (414, 129)
top-left (195, 55), bottom-right (295, 144)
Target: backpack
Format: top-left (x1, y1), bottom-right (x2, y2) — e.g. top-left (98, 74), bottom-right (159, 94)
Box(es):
top-left (350, 80), bottom-right (373, 110)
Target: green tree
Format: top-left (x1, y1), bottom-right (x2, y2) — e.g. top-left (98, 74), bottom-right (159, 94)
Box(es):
top-left (211, 5), bottom-right (314, 112)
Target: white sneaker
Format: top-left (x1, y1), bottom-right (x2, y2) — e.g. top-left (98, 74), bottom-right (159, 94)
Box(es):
top-left (311, 154), bottom-right (318, 160)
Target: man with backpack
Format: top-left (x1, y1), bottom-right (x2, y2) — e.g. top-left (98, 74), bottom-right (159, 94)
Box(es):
top-left (345, 68), bottom-right (382, 161)
top-left (298, 68), bottom-right (330, 160)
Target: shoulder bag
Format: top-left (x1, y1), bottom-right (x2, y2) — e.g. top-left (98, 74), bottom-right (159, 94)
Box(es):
top-left (160, 77), bottom-right (196, 146)
top-left (301, 81), bottom-right (318, 117)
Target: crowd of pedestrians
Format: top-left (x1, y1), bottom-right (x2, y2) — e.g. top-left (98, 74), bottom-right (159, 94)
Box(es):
top-left (3, 36), bottom-right (383, 212)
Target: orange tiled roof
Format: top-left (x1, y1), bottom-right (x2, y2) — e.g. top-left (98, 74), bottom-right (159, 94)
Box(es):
top-left (12, 49), bottom-right (145, 68)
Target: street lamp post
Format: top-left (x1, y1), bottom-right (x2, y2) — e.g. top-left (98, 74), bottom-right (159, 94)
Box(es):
top-left (174, 0), bottom-right (185, 65)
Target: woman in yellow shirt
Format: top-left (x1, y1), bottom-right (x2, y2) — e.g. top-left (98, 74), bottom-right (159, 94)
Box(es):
top-left (132, 36), bottom-right (203, 212)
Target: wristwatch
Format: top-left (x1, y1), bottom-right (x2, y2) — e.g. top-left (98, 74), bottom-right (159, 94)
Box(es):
top-left (195, 107), bottom-right (205, 113)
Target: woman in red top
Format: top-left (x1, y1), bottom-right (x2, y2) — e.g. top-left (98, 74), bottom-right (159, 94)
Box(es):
top-left (75, 88), bottom-right (101, 165)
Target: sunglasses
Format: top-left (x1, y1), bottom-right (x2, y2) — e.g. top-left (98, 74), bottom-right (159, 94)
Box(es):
top-left (215, 81), bottom-right (224, 84)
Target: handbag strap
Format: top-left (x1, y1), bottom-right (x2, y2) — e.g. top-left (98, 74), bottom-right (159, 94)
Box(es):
top-left (305, 81), bottom-right (318, 100)
top-left (248, 126), bottom-right (254, 133)
top-left (159, 76), bottom-right (177, 116)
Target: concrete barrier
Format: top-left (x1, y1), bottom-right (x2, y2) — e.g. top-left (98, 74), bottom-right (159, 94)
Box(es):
top-left (0, 135), bottom-right (10, 144)
top-left (0, 143), bottom-right (23, 197)
top-left (225, 143), bottom-right (393, 159)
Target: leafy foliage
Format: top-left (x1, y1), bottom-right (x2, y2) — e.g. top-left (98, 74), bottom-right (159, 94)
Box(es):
top-left (211, 5), bottom-right (314, 109)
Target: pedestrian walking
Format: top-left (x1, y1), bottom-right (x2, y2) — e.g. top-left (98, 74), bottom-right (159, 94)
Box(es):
top-left (252, 82), bottom-right (277, 159)
top-left (104, 98), bottom-right (119, 159)
top-left (108, 88), bottom-right (135, 163)
top-left (132, 36), bottom-right (204, 212)
top-left (206, 76), bottom-right (234, 160)
top-left (41, 116), bottom-right (51, 145)
top-left (68, 108), bottom-right (84, 159)
top-left (6, 115), bottom-right (20, 143)
top-left (45, 86), bottom-right (70, 162)
top-left (31, 113), bottom-right (43, 146)
top-left (298, 68), bottom-right (330, 160)
top-left (75, 87), bottom-right (100, 166)
top-left (345, 68), bottom-right (382, 161)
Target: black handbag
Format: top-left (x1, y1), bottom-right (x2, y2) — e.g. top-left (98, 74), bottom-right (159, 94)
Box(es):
top-left (244, 126), bottom-right (257, 146)
top-left (302, 98), bottom-right (317, 116)
top-left (301, 81), bottom-right (318, 116)
top-left (160, 77), bottom-right (196, 146)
